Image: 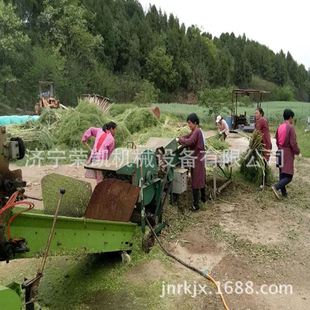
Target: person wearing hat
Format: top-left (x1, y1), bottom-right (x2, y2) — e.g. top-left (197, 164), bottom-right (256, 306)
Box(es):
top-left (216, 115), bottom-right (229, 141)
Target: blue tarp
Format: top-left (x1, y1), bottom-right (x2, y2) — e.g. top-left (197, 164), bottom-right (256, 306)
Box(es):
top-left (0, 115), bottom-right (40, 126)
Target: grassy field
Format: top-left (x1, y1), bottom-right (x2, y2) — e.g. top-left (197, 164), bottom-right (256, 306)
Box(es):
top-left (296, 127), bottom-right (310, 157)
top-left (156, 101), bottom-right (310, 123)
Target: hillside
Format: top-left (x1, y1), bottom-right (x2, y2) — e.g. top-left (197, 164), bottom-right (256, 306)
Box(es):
top-left (1, 0), bottom-right (310, 110)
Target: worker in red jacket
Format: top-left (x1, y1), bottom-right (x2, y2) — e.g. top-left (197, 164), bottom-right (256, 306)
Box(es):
top-left (272, 109), bottom-right (300, 199)
top-left (177, 113), bottom-right (206, 211)
top-left (255, 107), bottom-right (272, 161)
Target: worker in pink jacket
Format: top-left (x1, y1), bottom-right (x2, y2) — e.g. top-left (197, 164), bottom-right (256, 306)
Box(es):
top-left (81, 121), bottom-right (117, 183)
top-left (272, 109), bottom-right (300, 199)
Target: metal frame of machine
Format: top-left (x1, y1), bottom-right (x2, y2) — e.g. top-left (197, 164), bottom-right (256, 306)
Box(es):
top-left (84, 137), bottom-right (185, 250)
top-left (230, 88), bottom-right (269, 132)
top-left (0, 127), bottom-right (137, 309)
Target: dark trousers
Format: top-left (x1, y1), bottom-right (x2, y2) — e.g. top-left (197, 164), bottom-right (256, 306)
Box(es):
top-left (192, 188), bottom-right (206, 207)
top-left (275, 173), bottom-right (293, 196)
top-left (220, 132), bottom-right (227, 141)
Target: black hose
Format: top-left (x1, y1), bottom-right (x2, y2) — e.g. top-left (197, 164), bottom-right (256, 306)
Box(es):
top-left (145, 217), bottom-right (230, 310)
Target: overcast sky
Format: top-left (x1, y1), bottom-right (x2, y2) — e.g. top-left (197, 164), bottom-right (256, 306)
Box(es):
top-left (139, 0), bottom-right (310, 69)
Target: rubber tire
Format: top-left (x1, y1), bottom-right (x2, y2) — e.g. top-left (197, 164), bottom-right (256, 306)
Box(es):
top-left (10, 137), bottom-right (25, 160)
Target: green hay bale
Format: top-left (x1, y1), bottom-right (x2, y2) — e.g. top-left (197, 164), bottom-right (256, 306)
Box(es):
top-left (42, 173), bottom-right (92, 217)
top-left (123, 108), bottom-right (159, 134)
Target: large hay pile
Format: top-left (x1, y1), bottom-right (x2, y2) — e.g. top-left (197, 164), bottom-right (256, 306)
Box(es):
top-left (7, 109), bottom-right (61, 149)
top-left (123, 108), bottom-right (159, 133)
top-left (7, 101), bottom-right (109, 150)
top-left (7, 102), bottom-right (189, 151)
top-left (55, 101), bottom-right (108, 148)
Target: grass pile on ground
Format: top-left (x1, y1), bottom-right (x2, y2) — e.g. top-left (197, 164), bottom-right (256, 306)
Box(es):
top-left (6, 109), bottom-right (64, 149)
top-left (8, 124), bottom-right (54, 149)
top-left (206, 135), bottom-right (229, 151)
top-left (131, 119), bottom-right (189, 145)
top-left (7, 101), bottom-right (111, 150)
top-left (123, 108), bottom-right (159, 134)
top-left (7, 101), bottom-right (132, 151)
top-left (115, 122), bottom-right (131, 146)
top-left (54, 100), bottom-right (109, 148)
top-left (109, 103), bottom-right (136, 117)
top-left (39, 108), bottom-right (64, 126)
top-left (239, 130), bottom-right (273, 185)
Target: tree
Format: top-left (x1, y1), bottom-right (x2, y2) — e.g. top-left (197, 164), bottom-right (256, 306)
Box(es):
top-left (1, 0), bottom-right (310, 107)
top-left (146, 46), bottom-right (177, 91)
top-left (0, 0), bottom-right (29, 103)
top-left (38, 0), bottom-right (102, 62)
top-left (234, 52), bottom-right (252, 87)
top-left (286, 52), bottom-right (298, 87)
top-left (23, 46), bottom-right (65, 99)
top-left (273, 51), bottom-right (288, 86)
top-left (213, 48), bottom-right (234, 87)
top-left (134, 80), bottom-right (159, 106)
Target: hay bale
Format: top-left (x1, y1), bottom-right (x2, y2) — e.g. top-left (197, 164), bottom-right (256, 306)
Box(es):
top-left (123, 108), bottom-right (159, 134)
top-left (42, 173), bottom-right (92, 217)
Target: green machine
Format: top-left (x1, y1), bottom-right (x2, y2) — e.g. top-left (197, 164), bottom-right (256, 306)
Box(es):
top-left (84, 137), bottom-right (184, 247)
top-left (0, 127), bottom-right (187, 309)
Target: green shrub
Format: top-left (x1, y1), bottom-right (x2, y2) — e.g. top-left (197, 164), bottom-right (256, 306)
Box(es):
top-left (274, 85), bottom-right (295, 101)
top-left (198, 87), bottom-right (233, 116)
top-left (250, 76), bottom-right (296, 101)
top-left (0, 102), bottom-right (14, 115)
top-left (134, 80), bottom-right (159, 107)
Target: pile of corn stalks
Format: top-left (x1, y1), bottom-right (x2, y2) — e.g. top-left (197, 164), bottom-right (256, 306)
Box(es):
top-left (239, 130), bottom-right (272, 185)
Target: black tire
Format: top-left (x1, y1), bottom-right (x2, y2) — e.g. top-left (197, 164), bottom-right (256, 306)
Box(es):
top-left (10, 137), bottom-right (26, 160)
